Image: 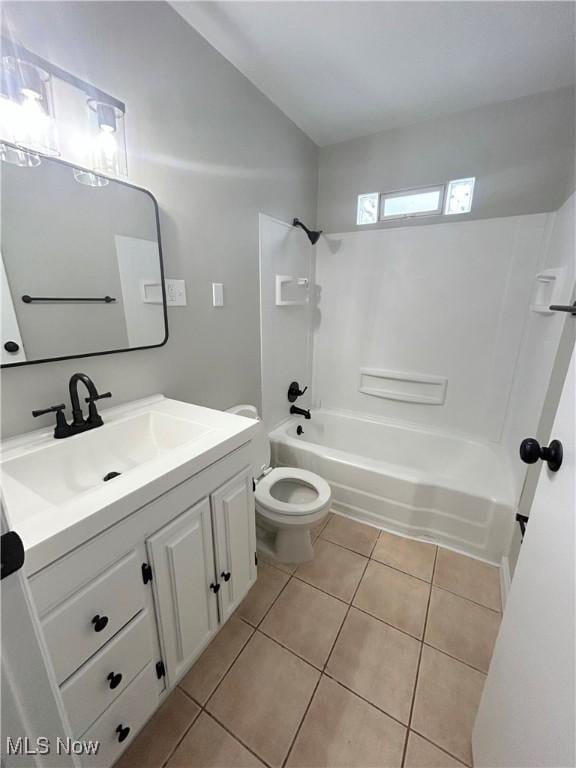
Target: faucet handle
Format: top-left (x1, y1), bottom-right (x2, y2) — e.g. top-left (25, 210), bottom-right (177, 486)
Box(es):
top-left (85, 391), bottom-right (112, 404)
top-left (32, 404), bottom-right (66, 418)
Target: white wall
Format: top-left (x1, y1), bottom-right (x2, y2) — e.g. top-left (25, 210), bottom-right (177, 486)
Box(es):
top-left (259, 215), bottom-right (314, 429)
top-left (313, 214), bottom-right (552, 441)
top-left (0, 1), bottom-right (318, 438)
top-left (318, 87), bottom-right (575, 234)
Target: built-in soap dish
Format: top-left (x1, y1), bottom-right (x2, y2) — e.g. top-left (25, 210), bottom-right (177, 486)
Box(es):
top-left (531, 268), bottom-right (565, 314)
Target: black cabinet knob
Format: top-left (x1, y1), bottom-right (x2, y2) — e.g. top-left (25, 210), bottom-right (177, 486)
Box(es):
top-left (91, 614), bottom-right (109, 632)
top-left (520, 438), bottom-right (563, 472)
top-left (4, 341), bottom-right (19, 353)
top-left (221, 571), bottom-right (231, 582)
top-left (116, 725), bottom-right (130, 743)
top-left (210, 582), bottom-right (221, 593)
top-left (107, 672), bottom-right (123, 690)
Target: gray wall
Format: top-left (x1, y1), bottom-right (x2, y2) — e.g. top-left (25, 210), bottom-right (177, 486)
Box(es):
top-left (318, 87), bottom-right (575, 234)
top-left (1, 1), bottom-right (318, 437)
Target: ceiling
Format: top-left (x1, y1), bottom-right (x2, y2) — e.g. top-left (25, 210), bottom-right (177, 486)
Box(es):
top-left (172, 1), bottom-right (576, 147)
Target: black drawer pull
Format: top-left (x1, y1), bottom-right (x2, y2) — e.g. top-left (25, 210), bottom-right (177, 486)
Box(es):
top-left (210, 582), bottom-right (221, 593)
top-left (116, 725), bottom-right (130, 743)
top-left (107, 672), bottom-right (123, 690)
top-left (4, 341), bottom-right (20, 353)
top-left (221, 571), bottom-right (231, 582)
top-left (91, 614), bottom-right (109, 632)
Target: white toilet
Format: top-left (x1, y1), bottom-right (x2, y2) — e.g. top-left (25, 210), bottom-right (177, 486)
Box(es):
top-left (227, 405), bottom-right (331, 564)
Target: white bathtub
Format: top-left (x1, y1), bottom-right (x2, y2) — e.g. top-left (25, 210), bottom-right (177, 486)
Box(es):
top-left (270, 410), bottom-right (517, 564)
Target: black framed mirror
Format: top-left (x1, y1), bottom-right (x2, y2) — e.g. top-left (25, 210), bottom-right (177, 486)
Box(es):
top-left (1, 146), bottom-right (168, 367)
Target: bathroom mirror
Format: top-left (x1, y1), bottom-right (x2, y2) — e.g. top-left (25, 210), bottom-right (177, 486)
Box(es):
top-left (0, 148), bottom-right (168, 367)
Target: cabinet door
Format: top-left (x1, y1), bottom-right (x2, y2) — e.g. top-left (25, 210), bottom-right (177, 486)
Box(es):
top-left (211, 467), bottom-right (257, 622)
top-left (147, 498), bottom-right (218, 685)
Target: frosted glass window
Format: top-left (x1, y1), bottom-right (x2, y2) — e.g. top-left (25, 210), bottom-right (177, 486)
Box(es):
top-left (380, 186), bottom-right (444, 219)
top-left (445, 177), bottom-right (475, 215)
top-left (356, 192), bottom-right (379, 225)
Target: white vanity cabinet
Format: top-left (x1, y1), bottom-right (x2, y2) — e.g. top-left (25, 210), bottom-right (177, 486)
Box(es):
top-left (148, 466), bottom-right (256, 685)
top-left (25, 442), bottom-right (257, 767)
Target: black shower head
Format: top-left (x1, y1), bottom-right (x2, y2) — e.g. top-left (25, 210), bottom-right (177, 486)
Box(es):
top-left (293, 218), bottom-right (322, 245)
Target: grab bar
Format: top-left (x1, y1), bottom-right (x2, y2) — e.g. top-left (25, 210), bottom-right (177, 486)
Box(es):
top-left (22, 295), bottom-right (116, 304)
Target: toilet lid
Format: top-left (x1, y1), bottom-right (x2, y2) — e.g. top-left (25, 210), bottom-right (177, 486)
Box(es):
top-left (255, 467), bottom-right (331, 517)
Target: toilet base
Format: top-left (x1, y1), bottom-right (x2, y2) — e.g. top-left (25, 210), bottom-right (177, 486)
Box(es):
top-left (256, 517), bottom-right (319, 564)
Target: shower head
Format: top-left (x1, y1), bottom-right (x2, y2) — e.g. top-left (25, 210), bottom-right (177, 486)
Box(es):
top-left (293, 218), bottom-right (322, 245)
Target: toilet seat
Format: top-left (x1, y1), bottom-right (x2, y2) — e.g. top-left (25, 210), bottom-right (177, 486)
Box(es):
top-left (255, 467), bottom-right (331, 517)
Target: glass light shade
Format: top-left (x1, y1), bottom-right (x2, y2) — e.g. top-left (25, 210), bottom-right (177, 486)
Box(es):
top-left (72, 167), bottom-right (109, 187)
top-left (0, 56), bottom-right (59, 156)
top-left (0, 141), bottom-right (41, 167)
top-left (87, 99), bottom-right (127, 178)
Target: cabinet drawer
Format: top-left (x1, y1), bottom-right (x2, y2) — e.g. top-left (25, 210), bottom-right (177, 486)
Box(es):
top-left (79, 662), bottom-right (159, 767)
top-left (42, 551), bottom-right (145, 684)
top-left (61, 609), bottom-right (154, 737)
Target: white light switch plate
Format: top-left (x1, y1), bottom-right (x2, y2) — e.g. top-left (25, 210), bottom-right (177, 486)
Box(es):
top-left (212, 283), bottom-right (224, 307)
top-left (165, 279), bottom-right (187, 306)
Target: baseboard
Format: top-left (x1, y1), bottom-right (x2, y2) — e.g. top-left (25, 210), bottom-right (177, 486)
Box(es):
top-left (500, 555), bottom-right (511, 609)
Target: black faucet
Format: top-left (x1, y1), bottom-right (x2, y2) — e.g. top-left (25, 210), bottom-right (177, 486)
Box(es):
top-left (32, 373), bottom-right (112, 439)
top-left (290, 405), bottom-right (311, 420)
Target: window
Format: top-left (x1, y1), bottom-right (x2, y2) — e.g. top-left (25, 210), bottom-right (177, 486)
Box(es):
top-left (380, 185), bottom-right (444, 220)
top-left (356, 176), bottom-right (476, 225)
top-left (356, 192), bottom-right (379, 225)
top-left (444, 177), bottom-right (475, 215)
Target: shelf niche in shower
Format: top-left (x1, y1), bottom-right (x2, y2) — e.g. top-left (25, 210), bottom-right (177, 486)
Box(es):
top-left (358, 368), bottom-right (448, 405)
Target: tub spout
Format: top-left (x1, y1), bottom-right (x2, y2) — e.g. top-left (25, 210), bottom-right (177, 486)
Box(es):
top-left (290, 405), bottom-right (311, 419)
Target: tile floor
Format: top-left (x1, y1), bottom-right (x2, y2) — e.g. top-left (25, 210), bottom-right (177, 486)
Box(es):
top-left (116, 513), bottom-right (502, 768)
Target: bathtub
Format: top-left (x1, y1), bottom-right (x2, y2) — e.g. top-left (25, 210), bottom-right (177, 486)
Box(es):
top-left (270, 410), bottom-right (517, 564)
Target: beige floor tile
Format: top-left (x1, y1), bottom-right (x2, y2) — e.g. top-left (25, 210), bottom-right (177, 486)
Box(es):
top-left (167, 712), bottom-right (265, 767)
top-left (295, 538), bottom-right (367, 602)
top-left (326, 607), bottom-right (420, 723)
top-left (425, 588), bottom-right (501, 673)
top-left (411, 646), bottom-right (486, 766)
top-left (287, 676), bottom-right (405, 768)
top-left (207, 632), bottom-right (319, 767)
top-left (372, 532), bottom-right (437, 582)
top-left (179, 616), bottom-right (254, 704)
top-left (353, 560), bottom-right (430, 638)
top-left (433, 549), bottom-right (501, 611)
top-left (320, 514), bottom-right (379, 556)
top-left (260, 579), bottom-right (347, 668)
top-left (258, 550), bottom-right (298, 574)
top-left (235, 563), bottom-right (290, 626)
top-left (115, 688), bottom-right (199, 768)
top-left (404, 732), bottom-right (465, 767)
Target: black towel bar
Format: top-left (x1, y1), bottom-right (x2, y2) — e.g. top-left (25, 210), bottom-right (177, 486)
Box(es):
top-left (22, 295), bottom-right (116, 304)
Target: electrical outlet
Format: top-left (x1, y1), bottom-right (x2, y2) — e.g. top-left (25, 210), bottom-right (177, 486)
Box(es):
top-left (165, 279), bottom-right (187, 306)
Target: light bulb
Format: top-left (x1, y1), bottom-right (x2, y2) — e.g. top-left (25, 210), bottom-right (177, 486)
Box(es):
top-left (93, 126), bottom-right (119, 176)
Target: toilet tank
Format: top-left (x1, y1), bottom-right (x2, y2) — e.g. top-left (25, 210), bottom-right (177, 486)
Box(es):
top-left (226, 404), bottom-right (270, 478)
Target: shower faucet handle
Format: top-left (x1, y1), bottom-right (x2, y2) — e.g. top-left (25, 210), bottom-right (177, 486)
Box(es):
top-left (287, 381), bottom-right (308, 403)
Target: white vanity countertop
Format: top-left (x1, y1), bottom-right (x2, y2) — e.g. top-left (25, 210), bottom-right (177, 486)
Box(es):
top-left (0, 395), bottom-right (258, 575)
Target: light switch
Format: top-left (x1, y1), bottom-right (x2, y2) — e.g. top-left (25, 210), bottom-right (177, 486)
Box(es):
top-left (212, 283), bottom-right (224, 307)
top-left (165, 279), bottom-right (187, 306)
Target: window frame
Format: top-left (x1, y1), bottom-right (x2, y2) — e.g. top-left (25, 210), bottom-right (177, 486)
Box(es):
top-left (379, 184), bottom-right (446, 221)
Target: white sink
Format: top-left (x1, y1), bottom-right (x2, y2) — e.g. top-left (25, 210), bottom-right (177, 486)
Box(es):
top-left (0, 395), bottom-right (257, 574)
top-left (2, 411), bottom-right (212, 505)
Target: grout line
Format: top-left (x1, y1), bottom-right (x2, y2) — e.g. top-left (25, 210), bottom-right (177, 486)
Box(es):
top-left (321, 670), bottom-right (411, 730)
top-left (429, 581), bottom-right (503, 614)
top-left (160, 696), bottom-right (202, 767)
top-left (256, 626), bottom-right (324, 672)
top-left (177, 684), bottom-right (203, 708)
top-left (407, 729), bottom-right (469, 767)
top-left (401, 545), bottom-right (438, 768)
top-left (281, 674), bottom-right (322, 768)
top-left (205, 709), bottom-right (275, 768)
